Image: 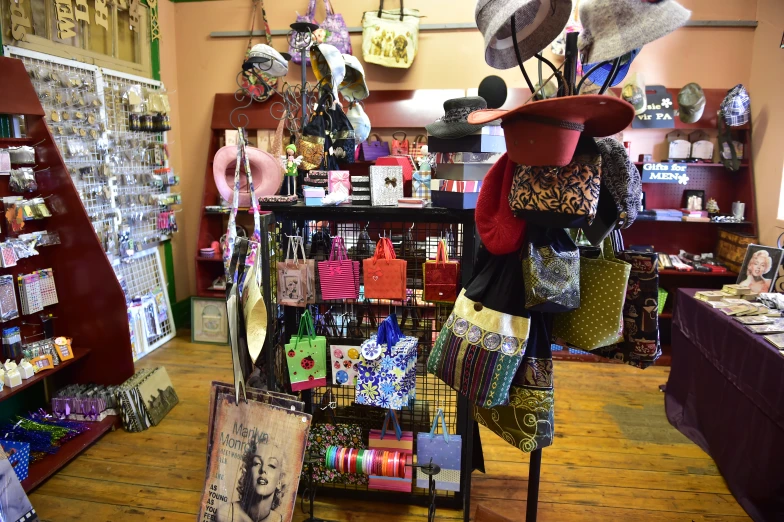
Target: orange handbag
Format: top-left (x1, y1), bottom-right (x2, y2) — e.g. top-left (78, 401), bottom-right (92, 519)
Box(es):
top-left (391, 131), bottom-right (409, 156)
top-left (363, 237), bottom-right (407, 301)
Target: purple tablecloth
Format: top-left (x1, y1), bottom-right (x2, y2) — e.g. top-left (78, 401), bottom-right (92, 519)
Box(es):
top-left (667, 288), bottom-right (784, 522)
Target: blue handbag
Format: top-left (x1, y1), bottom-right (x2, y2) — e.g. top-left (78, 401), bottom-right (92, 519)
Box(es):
top-left (416, 408), bottom-right (461, 491)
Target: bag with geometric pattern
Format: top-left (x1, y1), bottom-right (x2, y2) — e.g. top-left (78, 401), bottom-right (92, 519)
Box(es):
top-left (521, 224), bottom-right (580, 313)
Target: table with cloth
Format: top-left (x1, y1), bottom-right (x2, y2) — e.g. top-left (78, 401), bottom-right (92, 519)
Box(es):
top-left (667, 288), bottom-right (784, 522)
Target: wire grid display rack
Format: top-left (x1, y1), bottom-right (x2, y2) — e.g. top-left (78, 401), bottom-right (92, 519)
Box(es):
top-left (5, 46), bottom-right (177, 357)
top-left (6, 47), bottom-right (117, 255)
top-left (114, 248), bottom-right (176, 359)
top-left (102, 70), bottom-right (174, 250)
top-left (266, 206), bottom-right (477, 517)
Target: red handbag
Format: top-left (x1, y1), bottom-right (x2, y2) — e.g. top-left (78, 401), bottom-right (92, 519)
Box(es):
top-left (391, 132), bottom-right (409, 156)
top-left (363, 238), bottom-right (407, 301)
top-left (423, 239), bottom-right (460, 303)
top-left (375, 155), bottom-right (416, 196)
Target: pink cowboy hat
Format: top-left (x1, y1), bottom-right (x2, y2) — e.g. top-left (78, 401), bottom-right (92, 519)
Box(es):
top-left (213, 145), bottom-right (283, 207)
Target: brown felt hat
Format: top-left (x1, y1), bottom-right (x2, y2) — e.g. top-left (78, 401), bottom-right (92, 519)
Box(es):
top-left (468, 95), bottom-right (635, 166)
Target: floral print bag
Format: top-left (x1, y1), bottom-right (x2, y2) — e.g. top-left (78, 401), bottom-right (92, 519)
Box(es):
top-left (302, 391), bottom-right (367, 485)
top-left (355, 314), bottom-right (418, 410)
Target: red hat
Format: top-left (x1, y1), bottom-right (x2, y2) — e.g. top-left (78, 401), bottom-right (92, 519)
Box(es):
top-left (475, 153), bottom-right (526, 255)
top-left (468, 95), bottom-right (635, 167)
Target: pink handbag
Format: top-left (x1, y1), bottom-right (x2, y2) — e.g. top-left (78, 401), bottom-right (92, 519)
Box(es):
top-left (318, 236), bottom-right (359, 300)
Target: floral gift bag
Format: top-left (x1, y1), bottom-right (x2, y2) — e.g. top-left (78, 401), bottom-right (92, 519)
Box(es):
top-left (355, 314), bottom-right (417, 410)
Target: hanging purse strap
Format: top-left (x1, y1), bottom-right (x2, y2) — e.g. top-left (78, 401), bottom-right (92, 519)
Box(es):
top-left (378, 0), bottom-right (405, 21)
top-left (380, 408), bottom-right (403, 440)
top-left (372, 237), bottom-right (397, 264)
top-left (240, 129), bottom-right (262, 245)
top-left (305, 0), bottom-right (317, 19)
top-left (436, 238), bottom-right (449, 267)
top-left (428, 408), bottom-right (450, 443)
top-left (392, 131), bottom-right (407, 142)
top-left (322, 0), bottom-right (335, 15)
top-left (329, 236), bottom-right (348, 262)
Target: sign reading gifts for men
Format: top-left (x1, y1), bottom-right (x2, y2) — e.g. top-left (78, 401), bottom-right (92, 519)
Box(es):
top-left (632, 85), bottom-right (675, 129)
top-left (641, 163), bottom-right (690, 185)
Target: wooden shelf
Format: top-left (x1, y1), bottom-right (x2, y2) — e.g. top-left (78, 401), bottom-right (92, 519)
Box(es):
top-left (196, 256), bottom-right (221, 263)
top-left (0, 348), bottom-right (89, 403)
top-left (198, 289), bottom-right (225, 298)
top-left (660, 312), bottom-right (673, 319)
top-left (660, 269), bottom-right (737, 277)
top-left (21, 414), bottom-right (116, 492)
top-left (633, 162), bottom-right (749, 168)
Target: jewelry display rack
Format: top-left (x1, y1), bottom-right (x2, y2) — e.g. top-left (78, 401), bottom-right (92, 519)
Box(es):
top-left (0, 56), bottom-right (134, 491)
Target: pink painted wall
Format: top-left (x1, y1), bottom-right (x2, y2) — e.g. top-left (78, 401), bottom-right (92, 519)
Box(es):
top-left (164, 0), bottom-right (759, 297)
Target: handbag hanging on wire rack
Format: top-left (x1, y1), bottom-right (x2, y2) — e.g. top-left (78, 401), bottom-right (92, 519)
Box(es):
top-left (423, 238), bottom-right (460, 304)
top-left (240, 0), bottom-right (279, 102)
top-left (363, 237), bottom-right (407, 301)
top-left (317, 236), bottom-right (360, 300)
top-left (361, 0), bottom-right (420, 69)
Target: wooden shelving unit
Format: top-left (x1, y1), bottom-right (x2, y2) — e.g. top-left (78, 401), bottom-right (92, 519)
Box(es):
top-left (0, 56), bottom-right (134, 490)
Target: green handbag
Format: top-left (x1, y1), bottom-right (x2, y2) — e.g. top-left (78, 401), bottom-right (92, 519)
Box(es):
top-left (552, 236), bottom-right (631, 350)
top-left (285, 310), bottom-right (328, 391)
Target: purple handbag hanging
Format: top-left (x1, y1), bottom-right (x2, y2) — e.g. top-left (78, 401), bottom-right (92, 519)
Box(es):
top-left (359, 134), bottom-right (391, 161)
top-left (289, 0), bottom-right (352, 65)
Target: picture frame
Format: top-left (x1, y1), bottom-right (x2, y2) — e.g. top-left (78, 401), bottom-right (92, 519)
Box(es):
top-left (736, 244), bottom-right (784, 294)
top-left (191, 297), bottom-right (228, 345)
top-left (683, 190), bottom-right (705, 211)
top-left (53, 336), bottom-right (74, 361)
top-left (30, 354), bottom-right (54, 372)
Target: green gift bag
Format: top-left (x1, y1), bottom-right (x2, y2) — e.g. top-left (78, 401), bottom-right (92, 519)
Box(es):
top-left (285, 310), bottom-right (328, 391)
top-left (552, 236), bottom-right (631, 350)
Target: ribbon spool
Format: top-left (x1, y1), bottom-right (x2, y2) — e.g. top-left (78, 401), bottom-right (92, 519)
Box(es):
top-left (324, 445), bottom-right (406, 478)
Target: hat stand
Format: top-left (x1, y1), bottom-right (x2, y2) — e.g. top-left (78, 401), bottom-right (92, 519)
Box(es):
top-left (503, 24), bottom-right (622, 522)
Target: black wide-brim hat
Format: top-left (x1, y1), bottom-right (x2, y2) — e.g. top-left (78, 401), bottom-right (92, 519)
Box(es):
top-left (426, 96), bottom-right (500, 139)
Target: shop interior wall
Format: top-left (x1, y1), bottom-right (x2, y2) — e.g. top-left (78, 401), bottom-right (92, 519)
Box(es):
top-left (749, 0), bottom-right (784, 248)
top-left (165, 0), bottom-right (757, 298)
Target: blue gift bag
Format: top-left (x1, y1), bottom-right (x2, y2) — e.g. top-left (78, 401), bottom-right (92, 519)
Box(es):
top-left (416, 408), bottom-right (461, 491)
top-left (0, 439), bottom-right (30, 482)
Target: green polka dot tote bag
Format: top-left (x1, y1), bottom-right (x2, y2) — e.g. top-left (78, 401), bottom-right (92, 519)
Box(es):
top-left (552, 236), bottom-right (631, 350)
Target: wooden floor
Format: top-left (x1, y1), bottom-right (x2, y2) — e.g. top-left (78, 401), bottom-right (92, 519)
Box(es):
top-left (29, 333), bottom-right (749, 521)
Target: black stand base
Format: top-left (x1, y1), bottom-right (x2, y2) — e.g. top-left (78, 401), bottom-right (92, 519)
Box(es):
top-left (526, 449), bottom-right (542, 522)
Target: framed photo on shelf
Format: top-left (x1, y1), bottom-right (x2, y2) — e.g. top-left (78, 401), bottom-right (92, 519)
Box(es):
top-left (683, 190), bottom-right (705, 211)
top-left (191, 297), bottom-right (228, 344)
top-left (736, 244), bottom-right (784, 294)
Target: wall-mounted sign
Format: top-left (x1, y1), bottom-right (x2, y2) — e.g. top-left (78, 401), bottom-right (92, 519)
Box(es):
top-left (9, 0), bottom-right (138, 41)
top-left (641, 163), bottom-right (690, 185)
top-left (632, 85), bottom-right (675, 129)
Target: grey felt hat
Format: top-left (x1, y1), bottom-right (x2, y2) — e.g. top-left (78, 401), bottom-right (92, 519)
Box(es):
top-left (578, 0), bottom-right (691, 64)
top-left (426, 97), bottom-right (499, 139)
top-left (678, 83), bottom-right (705, 124)
top-left (476, 0), bottom-right (573, 70)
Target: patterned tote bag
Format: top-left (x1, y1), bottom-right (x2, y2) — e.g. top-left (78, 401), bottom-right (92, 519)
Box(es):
top-left (427, 244), bottom-right (531, 408)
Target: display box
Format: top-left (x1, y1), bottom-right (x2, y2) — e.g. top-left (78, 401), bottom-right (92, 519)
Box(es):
top-left (305, 197), bottom-right (324, 206)
top-left (427, 135), bottom-right (506, 153)
top-left (431, 190), bottom-right (479, 209)
top-left (435, 162), bottom-right (493, 181)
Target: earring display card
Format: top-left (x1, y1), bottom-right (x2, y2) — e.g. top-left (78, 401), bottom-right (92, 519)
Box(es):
top-left (0, 276), bottom-right (19, 323)
top-left (38, 268), bottom-right (58, 307)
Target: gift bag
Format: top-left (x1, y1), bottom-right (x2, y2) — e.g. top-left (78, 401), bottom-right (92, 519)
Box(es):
top-left (330, 344), bottom-right (362, 385)
top-left (355, 314), bottom-right (418, 409)
top-left (303, 392), bottom-right (367, 485)
top-left (361, 0), bottom-right (420, 69)
top-left (368, 410), bottom-right (413, 492)
top-left (553, 236), bottom-right (631, 350)
top-left (391, 132), bottom-right (409, 155)
top-left (277, 236), bottom-right (315, 307)
top-left (412, 171), bottom-right (431, 204)
top-left (318, 236), bottom-right (359, 300)
top-left (0, 440), bottom-right (30, 482)
top-left (285, 310), bottom-right (328, 391)
top-left (416, 408), bottom-right (461, 491)
top-left (423, 238), bottom-right (460, 303)
top-left (409, 134), bottom-right (427, 159)
top-left (359, 134), bottom-right (390, 161)
top-left (363, 237), bottom-right (407, 301)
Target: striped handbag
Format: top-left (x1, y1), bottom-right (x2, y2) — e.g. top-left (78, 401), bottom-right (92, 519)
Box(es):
top-left (318, 236), bottom-right (359, 300)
